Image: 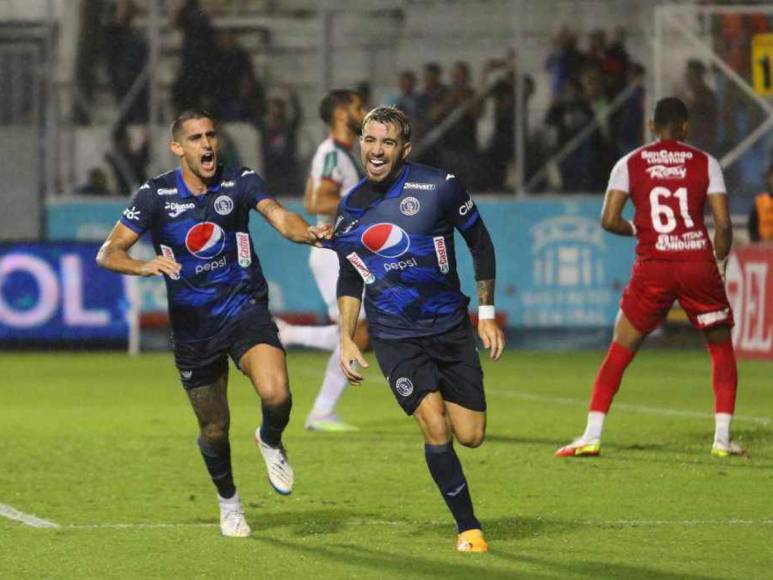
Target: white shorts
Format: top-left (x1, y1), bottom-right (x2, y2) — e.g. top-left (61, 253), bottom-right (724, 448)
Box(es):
top-left (309, 246), bottom-right (365, 322)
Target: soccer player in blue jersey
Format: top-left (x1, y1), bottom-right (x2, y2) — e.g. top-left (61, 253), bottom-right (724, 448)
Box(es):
top-left (96, 110), bottom-right (330, 538)
top-left (330, 106), bottom-right (505, 552)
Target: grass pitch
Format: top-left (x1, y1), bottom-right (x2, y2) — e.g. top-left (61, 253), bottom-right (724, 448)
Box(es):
top-left (1, 348), bottom-right (771, 579)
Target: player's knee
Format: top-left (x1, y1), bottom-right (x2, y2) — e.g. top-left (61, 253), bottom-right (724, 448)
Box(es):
top-left (260, 381), bottom-right (290, 408)
top-left (421, 416), bottom-right (451, 445)
top-left (200, 422), bottom-right (228, 446)
top-left (457, 428), bottom-right (485, 448)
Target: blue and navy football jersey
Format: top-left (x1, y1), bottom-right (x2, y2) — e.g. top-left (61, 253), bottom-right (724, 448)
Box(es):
top-left (120, 165), bottom-right (273, 342)
top-left (330, 163), bottom-right (482, 339)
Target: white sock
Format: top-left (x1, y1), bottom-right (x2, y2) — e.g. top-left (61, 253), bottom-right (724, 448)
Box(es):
top-left (286, 325), bottom-right (338, 351)
top-left (218, 491), bottom-right (241, 509)
top-left (308, 343), bottom-right (348, 420)
top-left (581, 411), bottom-right (606, 443)
top-left (714, 413), bottom-right (732, 447)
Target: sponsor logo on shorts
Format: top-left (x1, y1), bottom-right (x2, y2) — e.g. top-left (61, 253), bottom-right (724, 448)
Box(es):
top-left (214, 195), bottom-right (234, 216)
top-left (400, 196), bottom-right (421, 216)
top-left (180, 370), bottom-right (193, 380)
top-left (346, 252), bottom-right (375, 284)
top-left (395, 377), bottom-right (413, 397)
top-left (157, 187), bottom-right (177, 195)
top-left (645, 165), bottom-right (687, 179)
top-left (384, 257), bottom-right (417, 272)
top-left (361, 223), bottom-right (410, 258)
top-left (160, 244), bottom-right (180, 280)
top-left (655, 231), bottom-right (708, 252)
top-left (236, 232), bottom-right (251, 267)
top-left (403, 182), bottom-right (435, 191)
top-left (186, 222), bottom-right (226, 259)
top-left (165, 201), bottom-right (195, 218)
top-left (433, 236), bottom-right (449, 274)
top-left (195, 255), bottom-right (227, 275)
top-left (696, 309), bottom-right (729, 327)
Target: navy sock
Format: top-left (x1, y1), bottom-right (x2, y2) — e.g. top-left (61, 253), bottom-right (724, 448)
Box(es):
top-left (260, 394), bottom-right (292, 448)
top-left (424, 441), bottom-right (480, 533)
top-left (197, 436), bottom-right (236, 499)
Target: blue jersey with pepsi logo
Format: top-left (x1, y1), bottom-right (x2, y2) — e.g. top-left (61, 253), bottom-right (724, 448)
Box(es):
top-left (331, 163), bottom-right (482, 339)
top-left (120, 165), bottom-right (273, 342)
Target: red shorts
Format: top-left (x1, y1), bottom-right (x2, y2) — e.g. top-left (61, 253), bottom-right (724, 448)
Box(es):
top-left (620, 259), bottom-right (734, 334)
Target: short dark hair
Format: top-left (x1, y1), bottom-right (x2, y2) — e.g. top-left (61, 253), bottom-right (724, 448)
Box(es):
top-left (362, 106), bottom-right (412, 143)
top-left (653, 97), bottom-right (688, 129)
top-left (171, 109), bottom-right (215, 140)
top-left (318, 90), bottom-right (359, 125)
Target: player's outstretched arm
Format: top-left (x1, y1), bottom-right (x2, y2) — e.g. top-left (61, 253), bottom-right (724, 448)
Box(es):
top-left (600, 189), bottom-right (636, 236)
top-left (256, 198), bottom-right (331, 244)
top-left (96, 222), bottom-right (181, 277)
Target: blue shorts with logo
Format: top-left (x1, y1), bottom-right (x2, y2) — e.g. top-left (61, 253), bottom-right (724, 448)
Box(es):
top-left (171, 306), bottom-right (283, 390)
top-left (371, 319), bottom-right (486, 415)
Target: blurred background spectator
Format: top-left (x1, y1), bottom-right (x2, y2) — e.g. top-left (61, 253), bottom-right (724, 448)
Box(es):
top-left (261, 86), bottom-right (303, 196)
top-left (748, 165), bottom-right (773, 243)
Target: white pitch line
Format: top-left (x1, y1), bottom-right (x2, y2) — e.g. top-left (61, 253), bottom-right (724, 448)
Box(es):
top-left (0, 503), bottom-right (60, 528)
top-left (487, 389), bottom-right (771, 425)
top-left (54, 518), bottom-right (773, 530)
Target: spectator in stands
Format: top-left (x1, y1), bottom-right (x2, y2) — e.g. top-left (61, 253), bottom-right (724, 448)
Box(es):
top-left (544, 77), bottom-right (596, 193)
top-left (681, 59), bottom-right (717, 152)
top-left (545, 26), bottom-right (586, 98)
top-left (170, 0), bottom-right (219, 112)
top-left (388, 70), bottom-right (420, 127)
top-left (613, 62), bottom-right (646, 154)
top-left (436, 61), bottom-right (483, 187)
top-left (105, 125), bottom-right (149, 196)
top-left (748, 164), bottom-right (773, 243)
top-left (582, 66), bottom-right (617, 191)
top-left (211, 31), bottom-right (265, 123)
top-left (261, 87), bottom-right (303, 197)
top-left (417, 62), bottom-right (449, 136)
top-left (603, 27), bottom-right (631, 98)
top-left (76, 167), bottom-right (114, 196)
top-left (104, 0), bottom-right (148, 123)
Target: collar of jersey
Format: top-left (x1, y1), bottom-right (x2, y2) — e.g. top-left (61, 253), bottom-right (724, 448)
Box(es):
top-left (343, 165), bottom-right (409, 218)
top-left (175, 167), bottom-right (223, 199)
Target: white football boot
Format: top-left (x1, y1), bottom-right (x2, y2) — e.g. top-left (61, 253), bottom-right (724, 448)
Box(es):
top-left (255, 428), bottom-right (294, 495)
top-left (218, 493), bottom-right (251, 538)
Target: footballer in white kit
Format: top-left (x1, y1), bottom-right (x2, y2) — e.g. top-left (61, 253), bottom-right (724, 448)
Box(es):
top-left (276, 89), bottom-right (369, 432)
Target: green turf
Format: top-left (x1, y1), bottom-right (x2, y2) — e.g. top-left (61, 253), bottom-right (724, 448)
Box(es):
top-left (1, 349), bottom-right (771, 579)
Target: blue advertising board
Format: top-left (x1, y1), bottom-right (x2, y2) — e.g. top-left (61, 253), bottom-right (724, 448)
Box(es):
top-left (46, 196), bottom-right (635, 327)
top-left (0, 242), bottom-right (131, 342)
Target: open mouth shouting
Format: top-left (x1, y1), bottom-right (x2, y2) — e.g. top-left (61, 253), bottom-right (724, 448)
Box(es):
top-left (200, 151), bottom-right (216, 174)
top-left (367, 157), bottom-right (388, 179)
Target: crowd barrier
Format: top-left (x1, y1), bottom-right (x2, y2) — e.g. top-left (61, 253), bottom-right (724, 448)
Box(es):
top-left (727, 243), bottom-right (773, 360)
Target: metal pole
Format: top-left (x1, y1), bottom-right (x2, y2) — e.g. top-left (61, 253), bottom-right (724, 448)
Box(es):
top-left (513, 0), bottom-right (526, 196)
top-left (147, 0), bottom-right (161, 175)
top-left (319, 2), bottom-right (333, 98)
top-left (44, 0), bottom-right (57, 201)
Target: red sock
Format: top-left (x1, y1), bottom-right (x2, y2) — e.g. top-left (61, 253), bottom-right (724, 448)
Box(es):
top-left (589, 342), bottom-right (635, 413)
top-left (707, 339), bottom-right (737, 414)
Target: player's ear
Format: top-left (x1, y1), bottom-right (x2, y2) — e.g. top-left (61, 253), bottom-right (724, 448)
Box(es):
top-left (401, 141), bottom-right (412, 160)
top-left (681, 120), bottom-right (689, 139)
top-left (647, 119), bottom-right (656, 135)
top-left (170, 140), bottom-right (184, 158)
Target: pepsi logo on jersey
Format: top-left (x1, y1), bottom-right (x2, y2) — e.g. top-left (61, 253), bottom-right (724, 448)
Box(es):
top-left (186, 222), bottom-right (225, 259)
top-left (361, 223), bottom-right (410, 258)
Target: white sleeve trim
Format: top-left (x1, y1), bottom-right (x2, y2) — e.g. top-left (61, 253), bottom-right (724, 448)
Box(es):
top-left (606, 154), bottom-right (631, 194)
top-left (707, 155), bottom-right (727, 195)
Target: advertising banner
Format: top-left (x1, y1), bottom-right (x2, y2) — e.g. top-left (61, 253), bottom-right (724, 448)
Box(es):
top-left (726, 245), bottom-right (773, 360)
top-left (0, 242), bottom-right (131, 343)
top-left (47, 197), bottom-right (636, 328)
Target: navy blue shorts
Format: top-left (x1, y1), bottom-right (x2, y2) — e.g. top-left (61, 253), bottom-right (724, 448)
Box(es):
top-left (371, 319), bottom-right (486, 415)
top-left (171, 306), bottom-right (283, 390)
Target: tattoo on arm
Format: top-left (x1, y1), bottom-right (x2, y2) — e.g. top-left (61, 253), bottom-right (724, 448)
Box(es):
top-left (259, 199), bottom-right (283, 218)
top-left (477, 279), bottom-right (495, 306)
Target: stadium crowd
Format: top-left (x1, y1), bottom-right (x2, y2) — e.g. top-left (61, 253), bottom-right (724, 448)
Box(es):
top-left (72, 0), bottom-right (772, 206)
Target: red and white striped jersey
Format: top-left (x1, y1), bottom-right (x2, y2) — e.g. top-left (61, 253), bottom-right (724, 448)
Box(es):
top-left (607, 139), bottom-right (727, 262)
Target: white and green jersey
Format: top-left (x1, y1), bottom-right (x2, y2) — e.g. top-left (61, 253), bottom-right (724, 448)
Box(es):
top-left (309, 137), bottom-right (364, 225)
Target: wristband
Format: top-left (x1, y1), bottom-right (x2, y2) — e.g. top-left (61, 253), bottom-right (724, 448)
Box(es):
top-left (478, 305), bottom-right (495, 320)
top-left (627, 220), bottom-right (637, 236)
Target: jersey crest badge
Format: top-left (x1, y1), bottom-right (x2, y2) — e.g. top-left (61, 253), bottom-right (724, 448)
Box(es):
top-left (400, 197), bottom-right (421, 216)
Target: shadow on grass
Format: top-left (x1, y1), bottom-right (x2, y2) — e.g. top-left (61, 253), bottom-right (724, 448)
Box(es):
top-left (256, 537), bottom-right (722, 580)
